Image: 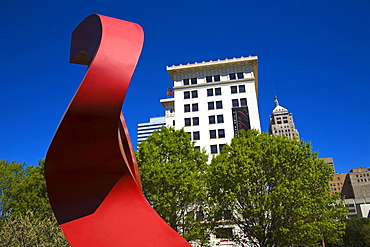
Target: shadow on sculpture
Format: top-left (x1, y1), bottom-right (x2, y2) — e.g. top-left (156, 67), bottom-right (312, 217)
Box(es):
top-left (45, 14), bottom-right (191, 246)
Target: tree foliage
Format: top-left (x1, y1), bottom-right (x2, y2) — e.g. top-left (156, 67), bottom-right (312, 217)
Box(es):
top-left (136, 127), bottom-right (209, 243)
top-left (0, 159), bottom-right (69, 245)
top-left (343, 218), bottom-right (370, 247)
top-left (0, 159), bottom-right (52, 220)
top-left (206, 130), bottom-right (347, 247)
top-left (0, 211), bottom-right (69, 246)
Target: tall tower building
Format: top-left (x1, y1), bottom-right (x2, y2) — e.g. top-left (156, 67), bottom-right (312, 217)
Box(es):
top-left (160, 56), bottom-right (261, 156)
top-left (268, 96), bottom-right (299, 139)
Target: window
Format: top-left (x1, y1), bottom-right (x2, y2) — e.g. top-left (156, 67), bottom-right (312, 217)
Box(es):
top-left (209, 115), bottom-right (216, 124)
top-left (193, 117), bottom-right (199, 126)
top-left (184, 104), bottom-right (190, 112)
top-left (229, 73), bottom-right (236, 80)
top-left (192, 103), bottom-right (199, 112)
top-left (215, 228), bottom-right (233, 238)
top-left (232, 99), bottom-right (239, 107)
top-left (218, 129), bottom-right (225, 138)
top-left (217, 114), bottom-right (224, 123)
top-left (185, 118), bottom-right (191, 126)
top-left (173, 120), bottom-right (175, 126)
top-left (193, 131), bottom-right (200, 140)
top-left (237, 72), bottom-right (244, 79)
top-left (207, 89), bottom-right (213, 96)
top-left (240, 98), bottom-right (247, 107)
top-left (194, 146), bottom-right (200, 150)
top-left (216, 101), bottom-right (223, 109)
top-left (215, 88), bottom-right (222, 95)
top-left (210, 130), bottom-right (217, 139)
top-left (231, 86), bottom-right (237, 94)
top-left (191, 78), bottom-right (197, 84)
top-left (219, 144), bottom-right (225, 152)
top-left (184, 91), bottom-right (190, 99)
top-left (191, 90), bottom-right (198, 98)
top-left (214, 75), bottom-right (220, 82)
top-left (183, 78), bottom-right (189, 85)
top-left (238, 85), bottom-right (245, 93)
top-left (195, 211), bottom-right (204, 221)
top-left (210, 145), bottom-right (218, 154)
top-left (206, 76), bottom-right (213, 83)
top-left (208, 102), bottom-right (215, 110)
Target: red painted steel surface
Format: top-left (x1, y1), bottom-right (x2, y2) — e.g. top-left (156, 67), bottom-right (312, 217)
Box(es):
top-left (45, 14), bottom-right (191, 246)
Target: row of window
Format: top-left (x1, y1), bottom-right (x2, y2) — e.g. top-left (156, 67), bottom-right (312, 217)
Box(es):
top-left (187, 129), bottom-right (226, 139)
top-left (183, 72), bottom-right (245, 86)
top-left (184, 85), bottom-right (246, 99)
top-left (357, 178), bottom-right (369, 183)
top-left (211, 144), bottom-right (225, 154)
top-left (330, 182), bottom-right (343, 186)
top-left (184, 115), bottom-right (224, 126)
top-left (355, 173), bottom-right (370, 178)
top-left (184, 99), bottom-right (247, 113)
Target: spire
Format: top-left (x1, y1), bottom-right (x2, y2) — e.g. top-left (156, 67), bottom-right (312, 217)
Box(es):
top-left (274, 95), bottom-right (279, 107)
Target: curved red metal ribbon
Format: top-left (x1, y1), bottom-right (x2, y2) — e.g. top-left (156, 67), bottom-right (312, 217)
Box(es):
top-left (45, 14), bottom-right (190, 246)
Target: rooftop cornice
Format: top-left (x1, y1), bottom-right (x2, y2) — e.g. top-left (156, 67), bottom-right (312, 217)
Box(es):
top-left (166, 56), bottom-right (258, 72)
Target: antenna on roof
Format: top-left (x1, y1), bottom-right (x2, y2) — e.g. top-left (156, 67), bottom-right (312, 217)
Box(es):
top-left (273, 84), bottom-right (279, 107)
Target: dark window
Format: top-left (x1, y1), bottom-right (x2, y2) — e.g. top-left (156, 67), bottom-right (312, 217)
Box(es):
top-left (231, 86), bottom-right (237, 94)
top-left (214, 75), bottom-right (220, 82)
top-left (173, 120), bottom-right (175, 126)
top-left (218, 129), bottom-right (225, 138)
top-left (215, 228), bottom-right (233, 238)
top-left (191, 90), bottom-right (198, 98)
top-left (208, 102), bottom-right (215, 110)
top-left (210, 130), bottom-right (217, 139)
top-left (238, 85), bottom-right (245, 93)
top-left (192, 103), bottom-right (198, 112)
top-left (185, 118), bottom-right (191, 126)
top-left (283, 120), bottom-right (288, 123)
top-left (240, 98), bottom-right (247, 107)
top-left (183, 79), bottom-right (189, 85)
top-left (209, 115), bottom-right (216, 124)
top-left (195, 211), bottom-right (204, 221)
top-left (215, 88), bottom-right (222, 95)
top-left (219, 144), bottom-right (225, 152)
top-left (184, 91), bottom-right (190, 99)
top-left (217, 115), bottom-right (224, 123)
top-left (184, 104), bottom-right (190, 112)
top-left (191, 78), bottom-right (197, 84)
top-left (237, 72), bottom-right (244, 79)
top-left (229, 73), bottom-right (236, 80)
top-left (207, 89), bottom-right (213, 96)
top-left (216, 101), bottom-right (223, 109)
top-left (206, 76), bottom-right (213, 83)
top-left (210, 145), bottom-right (218, 154)
top-left (193, 131), bottom-right (200, 140)
top-left (194, 146), bottom-right (200, 150)
top-left (277, 121), bottom-right (282, 124)
top-left (232, 99), bottom-right (239, 107)
top-left (193, 117), bottom-right (199, 126)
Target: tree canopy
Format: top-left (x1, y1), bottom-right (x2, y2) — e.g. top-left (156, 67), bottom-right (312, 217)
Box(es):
top-left (136, 126), bottom-right (209, 242)
top-left (0, 159), bottom-right (68, 245)
top-left (343, 218), bottom-right (370, 247)
top-left (206, 130), bottom-right (347, 247)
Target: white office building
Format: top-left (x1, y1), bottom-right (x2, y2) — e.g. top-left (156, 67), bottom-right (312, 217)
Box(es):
top-left (137, 116), bottom-right (166, 145)
top-left (160, 56), bottom-right (261, 156)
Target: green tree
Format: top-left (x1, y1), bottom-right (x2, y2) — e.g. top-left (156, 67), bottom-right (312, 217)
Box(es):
top-left (136, 127), bottom-right (209, 243)
top-left (0, 211), bottom-right (69, 246)
top-left (343, 218), bottom-right (370, 247)
top-left (0, 159), bottom-right (52, 220)
top-left (206, 130), bottom-right (347, 247)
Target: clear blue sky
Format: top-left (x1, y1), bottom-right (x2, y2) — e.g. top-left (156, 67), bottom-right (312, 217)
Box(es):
top-left (1, 0), bottom-right (369, 174)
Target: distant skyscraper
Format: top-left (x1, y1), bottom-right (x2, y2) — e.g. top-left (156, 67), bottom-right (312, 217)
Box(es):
top-left (137, 116), bottom-right (166, 145)
top-left (268, 96), bottom-right (299, 139)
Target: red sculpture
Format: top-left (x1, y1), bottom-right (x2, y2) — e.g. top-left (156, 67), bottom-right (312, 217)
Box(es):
top-left (45, 14), bottom-right (191, 246)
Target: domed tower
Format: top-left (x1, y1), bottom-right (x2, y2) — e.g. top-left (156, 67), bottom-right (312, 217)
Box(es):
top-left (268, 96), bottom-right (299, 139)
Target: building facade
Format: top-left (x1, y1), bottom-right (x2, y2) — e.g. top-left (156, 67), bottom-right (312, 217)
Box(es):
top-left (160, 56), bottom-right (261, 156)
top-left (137, 116), bottom-right (166, 145)
top-left (268, 96), bottom-right (299, 139)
